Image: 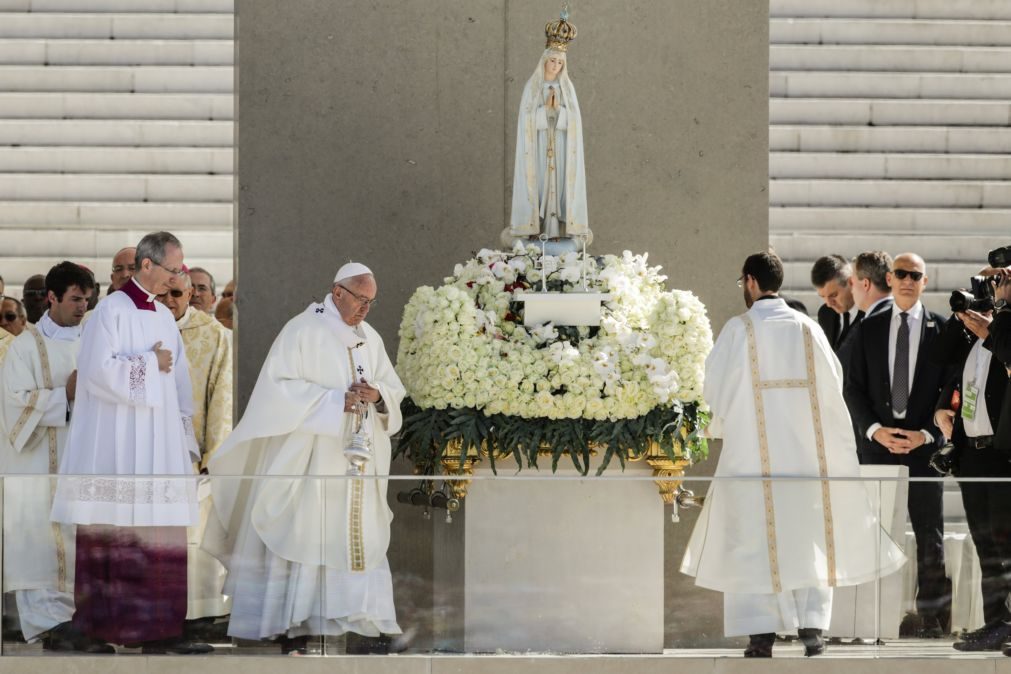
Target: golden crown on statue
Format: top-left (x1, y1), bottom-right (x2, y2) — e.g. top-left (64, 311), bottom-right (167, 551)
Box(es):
top-left (545, 15), bottom-right (577, 51)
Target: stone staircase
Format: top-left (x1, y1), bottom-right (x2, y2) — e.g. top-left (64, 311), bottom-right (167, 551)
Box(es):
top-left (769, 0), bottom-right (1011, 314)
top-left (0, 0), bottom-right (233, 299)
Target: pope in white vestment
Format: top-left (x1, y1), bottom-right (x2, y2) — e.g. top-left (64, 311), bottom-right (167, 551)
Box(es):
top-left (208, 264), bottom-right (405, 644)
top-left (1, 313), bottom-right (81, 641)
top-left (681, 286), bottom-right (906, 647)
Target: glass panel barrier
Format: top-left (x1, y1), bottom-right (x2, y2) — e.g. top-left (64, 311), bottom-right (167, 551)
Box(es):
top-left (0, 472), bottom-right (1002, 658)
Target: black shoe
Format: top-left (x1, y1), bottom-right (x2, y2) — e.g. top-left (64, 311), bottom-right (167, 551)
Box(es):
top-left (798, 628), bottom-right (826, 657)
top-left (743, 633), bottom-right (775, 658)
top-left (953, 622), bottom-right (1011, 651)
top-left (917, 616), bottom-right (945, 639)
top-left (41, 622), bottom-right (116, 654)
top-left (278, 635), bottom-right (311, 656)
top-left (140, 638), bottom-right (214, 654)
top-left (899, 611), bottom-right (924, 638)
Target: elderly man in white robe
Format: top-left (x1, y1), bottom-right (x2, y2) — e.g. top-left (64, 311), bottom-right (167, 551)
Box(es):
top-left (208, 262), bottom-right (405, 655)
top-left (50, 231), bottom-right (209, 654)
top-left (681, 251), bottom-right (906, 658)
top-left (0, 262), bottom-right (111, 652)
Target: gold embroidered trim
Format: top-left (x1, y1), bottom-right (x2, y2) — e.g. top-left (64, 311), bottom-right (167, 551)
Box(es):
top-left (26, 324), bottom-right (68, 590)
top-left (8, 390), bottom-right (38, 446)
top-left (742, 316), bottom-right (783, 593)
top-left (347, 347), bottom-right (365, 571)
top-left (803, 326), bottom-right (837, 586)
top-left (758, 379), bottom-right (808, 389)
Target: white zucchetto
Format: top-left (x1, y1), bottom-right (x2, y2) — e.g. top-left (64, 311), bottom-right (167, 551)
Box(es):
top-left (333, 262), bottom-right (373, 284)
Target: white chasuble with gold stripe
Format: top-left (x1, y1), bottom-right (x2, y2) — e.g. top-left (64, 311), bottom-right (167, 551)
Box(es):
top-left (681, 298), bottom-right (906, 595)
top-left (0, 317), bottom-right (80, 594)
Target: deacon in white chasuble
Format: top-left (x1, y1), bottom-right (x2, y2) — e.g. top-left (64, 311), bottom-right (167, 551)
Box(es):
top-left (50, 278), bottom-right (199, 527)
top-left (0, 314), bottom-right (80, 640)
top-left (175, 305), bottom-right (234, 620)
top-left (208, 293), bottom-right (406, 639)
top-left (680, 298), bottom-right (906, 635)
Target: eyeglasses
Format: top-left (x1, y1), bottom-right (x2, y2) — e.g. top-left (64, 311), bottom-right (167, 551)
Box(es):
top-left (112, 265), bottom-right (136, 274)
top-left (154, 261), bottom-right (187, 278)
top-left (892, 269), bottom-right (924, 282)
top-left (22, 289), bottom-right (46, 298)
top-left (193, 284), bottom-right (212, 293)
top-left (1, 312), bottom-right (18, 322)
top-left (338, 284), bottom-right (378, 308)
top-left (736, 275), bottom-right (746, 288)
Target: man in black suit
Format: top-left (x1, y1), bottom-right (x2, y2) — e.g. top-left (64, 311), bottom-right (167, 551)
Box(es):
top-left (844, 253), bottom-right (952, 637)
top-left (812, 255), bottom-right (858, 352)
top-left (934, 299), bottom-right (1011, 651)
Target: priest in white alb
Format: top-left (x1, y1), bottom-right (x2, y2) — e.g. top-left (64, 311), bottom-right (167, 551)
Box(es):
top-left (680, 251), bottom-right (906, 658)
top-left (50, 232), bottom-right (210, 654)
top-left (207, 262), bottom-right (405, 654)
top-left (0, 263), bottom-right (111, 652)
top-left (156, 271), bottom-right (234, 632)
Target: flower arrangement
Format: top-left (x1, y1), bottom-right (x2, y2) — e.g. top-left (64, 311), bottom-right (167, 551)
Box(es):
top-left (395, 246), bottom-right (714, 475)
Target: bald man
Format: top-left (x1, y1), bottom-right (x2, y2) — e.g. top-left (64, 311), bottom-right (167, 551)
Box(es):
top-left (109, 246), bottom-right (137, 294)
top-left (22, 275), bottom-right (47, 324)
top-left (844, 253), bottom-right (953, 637)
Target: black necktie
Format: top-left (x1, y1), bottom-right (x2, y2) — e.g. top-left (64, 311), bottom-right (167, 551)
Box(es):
top-left (891, 312), bottom-right (910, 415)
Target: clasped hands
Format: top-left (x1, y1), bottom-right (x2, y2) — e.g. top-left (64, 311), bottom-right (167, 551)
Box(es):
top-left (344, 381), bottom-right (381, 413)
top-left (872, 426), bottom-right (928, 454)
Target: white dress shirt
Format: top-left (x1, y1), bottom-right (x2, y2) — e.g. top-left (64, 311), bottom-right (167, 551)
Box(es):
top-left (962, 339), bottom-right (995, 438)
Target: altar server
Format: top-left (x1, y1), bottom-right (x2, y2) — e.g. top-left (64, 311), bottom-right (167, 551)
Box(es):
top-left (0, 263), bottom-right (107, 651)
top-left (207, 262), bottom-right (405, 654)
top-left (50, 232), bottom-right (209, 654)
top-left (681, 251), bottom-right (905, 658)
top-left (156, 272), bottom-right (233, 629)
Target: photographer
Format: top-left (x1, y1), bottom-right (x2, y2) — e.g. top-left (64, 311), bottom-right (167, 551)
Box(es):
top-left (933, 266), bottom-right (1011, 651)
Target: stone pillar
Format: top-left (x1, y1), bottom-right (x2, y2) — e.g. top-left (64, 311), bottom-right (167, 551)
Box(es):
top-left (236, 0), bottom-right (768, 650)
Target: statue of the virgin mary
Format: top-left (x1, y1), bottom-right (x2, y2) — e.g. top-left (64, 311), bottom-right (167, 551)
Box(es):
top-left (503, 13), bottom-right (590, 253)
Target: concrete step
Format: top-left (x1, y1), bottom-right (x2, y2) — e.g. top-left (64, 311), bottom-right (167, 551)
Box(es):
top-left (771, 232), bottom-right (1007, 261)
top-left (781, 288), bottom-right (952, 316)
top-left (784, 260), bottom-right (984, 292)
top-left (0, 227), bottom-right (232, 258)
top-left (0, 255), bottom-right (232, 290)
top-left (771, 71), bottom-right (1011, 99)
top-left (771, 152), bottom-right (1011, 180)
top-left (0, 13), bottom-right (233, 39)
top-left (0, 65), bottom-right (232, 93)
top-left (0, 39), bottom-right (233, 66)
top-left (0, 92), bottom-right (233, 120)
top-left (770, 98), bottom-right (1011, 126)
top-left (770, 206), bottom-right (1011, 234)
top-left (0, 173), bottom-right (232, 202)
top-left (771, 179), bottom-right (1011, 208)
top-left (771, 0), bottom-right (1011, 21)
top-left (771, 125), bottom-right (1011, 153)
top-left (770, 45), bottom-right (1011, 73)
top-left (0, 146), bottom-right (232, 173)
top-left (771, 19), bottom-right (1011, 47)
top-left (0, 200), bottom-right (231, 229)
top-left (0, 0), bottom-right (233, 11)
top-left (0, 119), bottom-right (232, 146)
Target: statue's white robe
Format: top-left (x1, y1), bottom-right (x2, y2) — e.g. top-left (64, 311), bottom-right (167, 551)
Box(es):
top-left (680, 298), bottom-right (906, 636)
top-left (208, 295), bottom-right (405, 639)
top-left (0, 315), bottom-right (80, 640)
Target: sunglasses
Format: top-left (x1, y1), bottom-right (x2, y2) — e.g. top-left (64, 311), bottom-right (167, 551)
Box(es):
top-left (2, 312), bottom-right (18, 322)
top-left (157, 290), bottom-right (187, 300)
top-left (892, 269), bottom-right (924, 282)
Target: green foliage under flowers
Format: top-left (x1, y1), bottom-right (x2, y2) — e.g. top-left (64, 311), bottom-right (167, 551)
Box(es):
top-left (395, 397), bottom-right (709, 477)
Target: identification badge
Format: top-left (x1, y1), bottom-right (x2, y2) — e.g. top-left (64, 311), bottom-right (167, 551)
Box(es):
top-left (962, 382), bottom-right (979, 421)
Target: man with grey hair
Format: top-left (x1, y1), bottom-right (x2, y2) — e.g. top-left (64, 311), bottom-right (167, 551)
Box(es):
top-left (0, 296), bottom-right (26, 338)
top-left (208, 262), bottom-right (405, 654)
top-left (188, 267), bottom-right (217, 314)
top-left (51, 231), bottom-right (209, 654)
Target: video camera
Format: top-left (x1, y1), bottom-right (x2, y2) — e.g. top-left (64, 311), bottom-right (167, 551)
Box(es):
top-left (949, 245), bottom-right (1011, 313)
